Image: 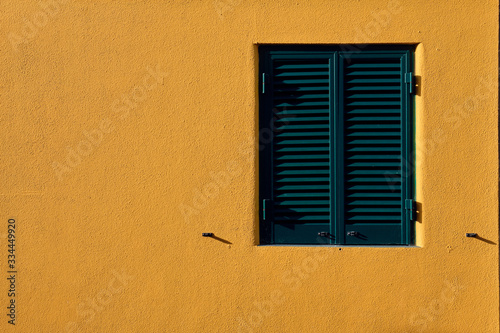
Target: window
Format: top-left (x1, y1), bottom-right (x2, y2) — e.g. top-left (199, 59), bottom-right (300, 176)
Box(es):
top-left (259, 45), bottom-right (415, 245)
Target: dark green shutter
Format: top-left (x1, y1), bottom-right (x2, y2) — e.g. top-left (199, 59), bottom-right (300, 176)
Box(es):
top-left (260, 51), bottom-right (334, 244)
top-left (259, 47), bottom-right (413, 245)
top-left (339, 51), bottom-right (412, 245)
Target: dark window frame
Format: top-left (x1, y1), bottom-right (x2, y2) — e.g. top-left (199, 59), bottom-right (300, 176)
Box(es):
top-left (258, 45), bottom-right (415, 245)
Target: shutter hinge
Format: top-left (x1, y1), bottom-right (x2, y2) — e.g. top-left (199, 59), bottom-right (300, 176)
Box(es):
top-left (262, 199), bottom-right (271, 220)
top-left (405, 72), bottom-right (414, 94)
top-left (262, 73), bottom-right (266, 94)
top-left (405, 199), bottom-right (416, 221)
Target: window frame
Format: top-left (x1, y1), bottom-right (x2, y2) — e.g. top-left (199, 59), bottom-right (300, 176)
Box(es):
top-left (258, 44), bottom-right (415, 246)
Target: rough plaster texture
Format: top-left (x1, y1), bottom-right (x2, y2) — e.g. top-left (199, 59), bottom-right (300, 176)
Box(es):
top-left (0, 0), bottom-right (498, 332)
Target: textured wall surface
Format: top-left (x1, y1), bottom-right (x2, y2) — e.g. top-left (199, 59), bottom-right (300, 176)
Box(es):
top-left (0, 0), bottom-right (498, 332)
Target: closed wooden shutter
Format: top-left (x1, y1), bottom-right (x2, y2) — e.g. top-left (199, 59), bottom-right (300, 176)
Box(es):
top-left (260, 52), bottom-right (334, 244)
top-left (259, 46), bottom-right (413, 245)
top-left (339, 51), bottom-right (412, 245)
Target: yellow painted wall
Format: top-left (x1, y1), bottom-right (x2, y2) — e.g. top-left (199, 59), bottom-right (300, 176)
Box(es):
top-left (1, 0), bottom-right (498, 332)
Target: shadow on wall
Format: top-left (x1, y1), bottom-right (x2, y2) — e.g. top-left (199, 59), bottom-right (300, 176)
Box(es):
top-left (415, 75), bottom-right (422, 96)
top-left (472, 235), bottom-right (496, 245)
top-left (416, 201), bottom-right (423, 223)
top-left (205, 234), bottom-right (232, 245)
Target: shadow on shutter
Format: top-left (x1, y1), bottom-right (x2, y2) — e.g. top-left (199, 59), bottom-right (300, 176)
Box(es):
top-left (269, 56), bottom-right (333, 244)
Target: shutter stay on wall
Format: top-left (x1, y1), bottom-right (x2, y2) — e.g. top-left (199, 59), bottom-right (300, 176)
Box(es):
top-left (405, 72), bottom-right (414, 94)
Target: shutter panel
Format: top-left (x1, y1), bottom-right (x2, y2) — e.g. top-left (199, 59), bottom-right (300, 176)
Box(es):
top-left (339, 51), bottom-right (411, 245)
top-left (260, 52), bottom-right (334, 244)
top-left (260, 47), bottom-right (413, 246)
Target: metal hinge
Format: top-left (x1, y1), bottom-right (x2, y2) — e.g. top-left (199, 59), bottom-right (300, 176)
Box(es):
top-left (405, 199), bottom-right (416, 221)
top-left (405, 72), bottom-right (414, 94)
top-left (262, 199), bottom-right (271, 220)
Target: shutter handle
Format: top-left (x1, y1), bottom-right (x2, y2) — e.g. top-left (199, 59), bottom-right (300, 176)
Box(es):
top-left (347, 231), bottom-right (359, 237)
